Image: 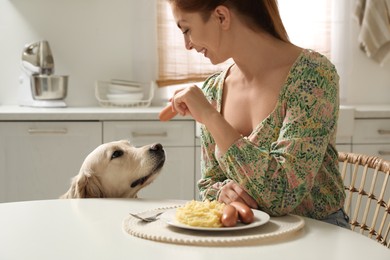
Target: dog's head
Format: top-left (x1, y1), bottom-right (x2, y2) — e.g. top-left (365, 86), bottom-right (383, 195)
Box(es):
top-left (60, 140), bottom-right (165, 198)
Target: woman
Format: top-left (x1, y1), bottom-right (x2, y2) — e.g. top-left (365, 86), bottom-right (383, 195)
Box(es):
top-left (167, 0), bottom-right (349, 228)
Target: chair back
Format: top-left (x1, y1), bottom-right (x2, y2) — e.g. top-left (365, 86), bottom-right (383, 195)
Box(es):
top-left (338, 152), bottom-right (390, 248)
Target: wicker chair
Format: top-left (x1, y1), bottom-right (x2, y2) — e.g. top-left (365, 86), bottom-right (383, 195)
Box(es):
top-left (338, 152), bottom-right (390, 248)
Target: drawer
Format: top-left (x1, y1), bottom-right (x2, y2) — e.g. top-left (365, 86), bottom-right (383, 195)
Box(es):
top-left (353, 144), bottom-right (390, 161)
top-left (336, 144), bottom-right (352, 153)
top-left (103, 121), bottom-right (195, 147)
top-left (353, 119), bottom-right (390, 144)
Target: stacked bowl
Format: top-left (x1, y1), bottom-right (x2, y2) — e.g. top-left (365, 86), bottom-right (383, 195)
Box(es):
top-left (106, 80), bottom-right (144, 105)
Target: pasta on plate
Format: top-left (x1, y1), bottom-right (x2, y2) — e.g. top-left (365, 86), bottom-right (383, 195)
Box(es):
top-left (175, 200), bottom-right (225, 228)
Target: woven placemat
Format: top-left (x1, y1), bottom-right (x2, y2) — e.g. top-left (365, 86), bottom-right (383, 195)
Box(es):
top-left (123, 206), bottom-right (305, 246)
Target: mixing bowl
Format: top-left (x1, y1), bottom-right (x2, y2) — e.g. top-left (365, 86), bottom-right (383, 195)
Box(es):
top-left (31, 75), bottom-right (68, 100)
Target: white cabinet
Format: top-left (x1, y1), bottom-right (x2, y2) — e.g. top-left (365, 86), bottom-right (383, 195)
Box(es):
top-left (195, 142), bottom-right (201, 200)
top-left (103, 121), bottom-right (196, 200)
top-left (0, 122), bottom-right (102, 202)
top-left (353, 119), bottom-right (390, 160)
top-left (337, 144), bottom-right (352, 153)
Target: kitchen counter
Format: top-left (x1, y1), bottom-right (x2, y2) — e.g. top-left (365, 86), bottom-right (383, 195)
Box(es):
top-left (0, 104), bottom-right (389, 121)
top-left (0, 105), bottom-right (192, 121)
top-left (353, 105), bottom-right (390, 118)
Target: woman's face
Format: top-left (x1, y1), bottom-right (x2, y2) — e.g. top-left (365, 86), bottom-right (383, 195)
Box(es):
top-left (170, 4), bottom-right (228, 65)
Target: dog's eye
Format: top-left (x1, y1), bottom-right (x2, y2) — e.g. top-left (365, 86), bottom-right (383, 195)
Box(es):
top-left (111, 150), bottom-right (124, 159)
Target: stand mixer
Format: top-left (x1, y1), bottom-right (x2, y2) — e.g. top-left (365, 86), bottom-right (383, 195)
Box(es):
top-left (18, 40), bottom-right (68, 107)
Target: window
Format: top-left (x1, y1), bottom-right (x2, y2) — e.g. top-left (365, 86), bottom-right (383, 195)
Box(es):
top-left (278, 0), bottom-right (331, 57)
top-left (157, 0), bottom-right (345, 95)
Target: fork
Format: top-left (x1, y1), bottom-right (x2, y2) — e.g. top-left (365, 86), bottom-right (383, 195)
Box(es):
top-left (129, 212), bottom-right (164, 222)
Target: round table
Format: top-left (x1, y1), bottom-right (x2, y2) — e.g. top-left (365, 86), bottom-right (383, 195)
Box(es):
top-left (0, 199), bottom-right (388, 260)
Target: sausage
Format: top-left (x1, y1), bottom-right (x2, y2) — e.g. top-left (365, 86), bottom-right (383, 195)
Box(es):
top-left (230, 202), bottom-right (254, 224)
top-left (159, 104), bottom-right (178, 121)
top-left (221, 204), bottom-right (238, 227)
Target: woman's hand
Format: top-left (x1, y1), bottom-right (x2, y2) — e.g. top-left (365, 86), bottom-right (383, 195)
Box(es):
top-left (170, 84), bottom-right (241, 153)
top-left (170, 85), bottom-right (216, 124)
top-left (218, 181), bottom-right (258, 209)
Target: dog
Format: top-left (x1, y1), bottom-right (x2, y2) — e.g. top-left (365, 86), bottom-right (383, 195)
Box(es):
top-left (60, 139), bottom-right (165, 199)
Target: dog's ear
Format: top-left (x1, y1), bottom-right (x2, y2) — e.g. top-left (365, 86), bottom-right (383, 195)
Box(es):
top-left (82, 174), bottom-right (105, 198)
top-left (61, 172), bottom-right (105, 198)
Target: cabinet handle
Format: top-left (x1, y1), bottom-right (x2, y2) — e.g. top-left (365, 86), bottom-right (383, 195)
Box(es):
top-left (377, 129), bottom-right (390, 135)
top-left (28, 128), bottom-right (68, 135)
top-left (378, 151), bottom-right (390, 156)
top-left (132, 132), bottom-right (168, 138)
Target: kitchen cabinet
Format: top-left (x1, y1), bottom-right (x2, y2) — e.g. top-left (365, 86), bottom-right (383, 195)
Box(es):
top-left (103, 120), bottom-right (196, 200)
top-left (337, 144), bottom-right (352, 153)
top-left (0, 122), bottom-right (102, 202)
top-left (195, 143), bottom-right (201, 200)
top-left (352, 119), bottom-right (390, 161)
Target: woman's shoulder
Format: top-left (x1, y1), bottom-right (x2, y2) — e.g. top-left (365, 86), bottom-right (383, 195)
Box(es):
top-left (290, 49), bottom-right (339, 84)
top-left (298, 49), bottom-right (337, 71)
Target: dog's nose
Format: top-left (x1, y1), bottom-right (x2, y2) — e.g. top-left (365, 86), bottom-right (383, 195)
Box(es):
top-left (149, 143), bottom-right (163, 152)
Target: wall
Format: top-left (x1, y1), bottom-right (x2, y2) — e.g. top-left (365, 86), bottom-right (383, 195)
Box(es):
top-left (342, 0), bottom-right (390, 105)
top-left (0, 0), bottom-right (389, 107)
top-left (0, 0), bottom-right (157, 107)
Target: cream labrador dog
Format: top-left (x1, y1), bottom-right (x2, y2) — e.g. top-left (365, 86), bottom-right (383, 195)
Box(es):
top-left (60, 139), bottom-right (165, 199)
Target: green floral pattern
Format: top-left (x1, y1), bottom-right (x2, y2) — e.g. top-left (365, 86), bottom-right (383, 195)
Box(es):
top-left (198, 49), bottom-right (345, 219)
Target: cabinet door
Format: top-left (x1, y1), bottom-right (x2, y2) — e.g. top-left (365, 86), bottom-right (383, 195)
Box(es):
top-left (354, 119), bottom-right (390, 144)
top-left (103, 121), bottom-right (196, 200)
top-left (195, 145), bottom-right (201, 200)
top-left (353, 144), bottom-right (390, 161)
top-left (103, 121), bottom-right (194, 146)
top-left (138, 147), bottom-right (194, 200)
top-left (336, 144), bottom-right (352, 153)
top-left (0, 122), bottom-right (102, 202)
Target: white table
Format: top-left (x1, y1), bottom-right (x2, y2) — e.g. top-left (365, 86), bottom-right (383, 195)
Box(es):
top-left (0, 199), bottom-right (389, 260)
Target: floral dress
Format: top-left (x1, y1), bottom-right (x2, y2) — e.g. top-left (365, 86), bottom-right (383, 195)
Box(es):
top-left (198, 49), bottom-right (345, 219)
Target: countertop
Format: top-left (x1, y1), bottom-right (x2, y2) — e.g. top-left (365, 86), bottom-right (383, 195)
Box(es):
top-left (353, 105), bottom-right (390, 118)
top-left (0, 104), bottom-right (390, 121)
top-left (0, 105), bottom-right (192, 121)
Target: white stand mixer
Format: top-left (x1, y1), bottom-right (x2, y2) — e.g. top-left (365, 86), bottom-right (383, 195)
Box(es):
top-left (18, 41), bottom-right (68, 108)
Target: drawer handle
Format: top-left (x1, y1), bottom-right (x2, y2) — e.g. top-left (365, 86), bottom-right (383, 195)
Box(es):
top-left (132, 132), bottom-right (168, 138)
top-left (377, 129), bottom-right (390, 135)
top-left (28, 128), bottom-right (68, 134)
top-left (378, 151), bottom-right (390, 156)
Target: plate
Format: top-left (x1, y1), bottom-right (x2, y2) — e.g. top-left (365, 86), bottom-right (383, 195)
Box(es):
top-left (124, 206), bottom-right (305, 245)
top-left (107, 92), bottom-right (144, 101)
top-left (160, 208), bottom-right (270, 231)
top-left (106, 92), bottom-right (144, 105)
top-left (108, 83), bottom-right (142, 94)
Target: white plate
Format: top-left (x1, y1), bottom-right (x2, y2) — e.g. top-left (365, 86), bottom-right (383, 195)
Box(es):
top-left (160, 208), bottom-right (270, 231)
top-left (110, 79), bottom-right (141, 86)
top-left (106, 93), bottom-right (144, 105)
top-left (107, 92), bottom-right (143, 100)
top-left (108, 84), bottom-right (142, 94)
